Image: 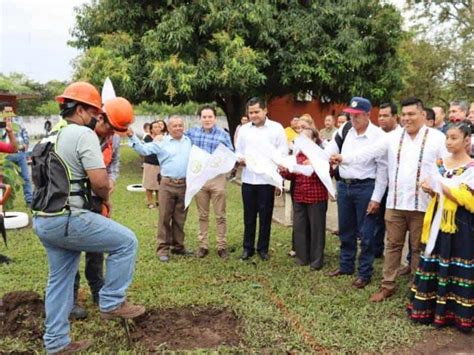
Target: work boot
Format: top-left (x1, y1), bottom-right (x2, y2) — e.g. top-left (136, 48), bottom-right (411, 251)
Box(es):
top-left (101, 300), bottom-right (145, 320)
top-left (217, 249), bottom-right (229, 259)
top-left (369, 287), bottom-right (396, 302)
top-left (52, 340), bottom-right (92, 354)
top-left (70, 304), bottom-right (87, 320)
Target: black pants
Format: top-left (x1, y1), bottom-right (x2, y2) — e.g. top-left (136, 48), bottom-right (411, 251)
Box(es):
top-left (241, 183), bottom-right (275, 254)
top-left (293, 200), bottom-right (327, 268)
top-left (373, 190), bottom-right (387, 257)
top-left (73, 252), bottom-right (104, 303)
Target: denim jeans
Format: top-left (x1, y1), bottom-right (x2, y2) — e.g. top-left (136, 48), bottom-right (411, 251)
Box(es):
top-left (336, 180), bottom-right (376, 281)
top-left (7, 151), bottom-right (33, 204)
top-left (33, 212), bottom-right (138, 353)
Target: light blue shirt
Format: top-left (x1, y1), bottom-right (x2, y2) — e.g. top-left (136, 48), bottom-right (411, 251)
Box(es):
top-left (129, 134), bottom-right (192, 179)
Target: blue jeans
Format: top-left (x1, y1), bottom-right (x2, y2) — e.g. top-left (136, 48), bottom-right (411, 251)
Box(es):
top-left (7, 151), bottom-right (33, 204)
top-left (33, 212), bottom-right (138, 353)
top-left (337, 180), bottom-right (376, 281)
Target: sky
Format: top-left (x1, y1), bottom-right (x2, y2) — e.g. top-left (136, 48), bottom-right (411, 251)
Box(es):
top-left (0, 0), bottom-right (406, 84)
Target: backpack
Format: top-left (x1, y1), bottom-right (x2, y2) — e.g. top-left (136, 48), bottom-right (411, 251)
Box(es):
top-left (30, 137), bottom-right (92, 216)
top-left (333, 121), bottom-right (352, 181)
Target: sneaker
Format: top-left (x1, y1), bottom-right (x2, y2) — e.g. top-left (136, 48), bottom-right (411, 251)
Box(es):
top-left (217, 249), bottom-right (229, 259)
top-left (196, 248), bottom-right (209, 258)
top-left (52, 340), bottom-right (92, 354)
top-left (100, 300), bottom-right (145, 320)
top-left (70, 304), bottom-right (88, 320)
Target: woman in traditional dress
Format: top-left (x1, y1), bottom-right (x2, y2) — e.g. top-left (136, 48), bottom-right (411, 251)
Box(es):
top-left (408, 120), bottom-right (474, 333)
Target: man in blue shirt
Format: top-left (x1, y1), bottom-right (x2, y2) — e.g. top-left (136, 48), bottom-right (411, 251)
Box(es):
top-left (128, 115), bottom-right (193, 262)
top-left (185, 105), bottom-right (234, 259)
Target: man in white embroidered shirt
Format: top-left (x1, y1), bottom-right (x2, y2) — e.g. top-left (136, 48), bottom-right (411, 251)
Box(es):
top-left (325, 97), bottom-right (388, 290)
top-left (235, 97), bottom-right (288, 261)
top-left (332, 97), bottom-right (447, 302)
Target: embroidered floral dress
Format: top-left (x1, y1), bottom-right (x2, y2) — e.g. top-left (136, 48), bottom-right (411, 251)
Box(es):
top-left (407, 159), bottom-right (474, 333)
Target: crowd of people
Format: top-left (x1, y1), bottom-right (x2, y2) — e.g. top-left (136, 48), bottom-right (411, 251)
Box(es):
top-left (0, 83), bottom-right (473, 352)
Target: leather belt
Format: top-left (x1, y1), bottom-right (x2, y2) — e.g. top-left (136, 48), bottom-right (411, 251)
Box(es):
top-left (162, 176), bottom-right (186, 184)
top-left (340, 178), bottom-right (375, 185)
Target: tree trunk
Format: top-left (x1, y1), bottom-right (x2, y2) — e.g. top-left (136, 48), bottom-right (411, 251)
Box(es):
top-left (216, 94), bottom-right (246, 144)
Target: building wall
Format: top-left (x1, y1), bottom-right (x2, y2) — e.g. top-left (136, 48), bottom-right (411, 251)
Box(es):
top-left (267, 95), bottom-right (380, 129)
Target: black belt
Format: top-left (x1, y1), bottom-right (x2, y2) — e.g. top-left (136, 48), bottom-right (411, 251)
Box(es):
top-left (339, 178), bottom-right (375, 185)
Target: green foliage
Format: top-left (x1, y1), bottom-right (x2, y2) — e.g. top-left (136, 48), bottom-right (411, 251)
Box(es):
top-left (134, 100), bottom-right (223, 116)
top-left (404, 1), bottom-right (474, 104)
top-left (70, 1), bottom-right (405, 133)
top-left (0, 73), bottom-right (67, 116)
top-left (0, 158), bottom-right (20, 210)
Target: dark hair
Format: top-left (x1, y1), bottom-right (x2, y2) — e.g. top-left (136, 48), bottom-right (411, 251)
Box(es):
top-left (380, 102), bottom-right (398, 115)
top-left (143, 122), bottom-right (151, 130)
top-left (198, 104), bottom-right (216, 117)
top-left (400, 97), bottom-right (424, 110)
top-left (246, 97), bottom-right (267, 110)
top-left (337, 112), bottom-right (350, 121)
top-left (60, 99), bottom-right (94, 118)
top-left (424, 108), bottom-right (435, 121)
top-left (151, 119), bottom-right (168, 134)
top-left (447, 119), bottom-right (472, 137)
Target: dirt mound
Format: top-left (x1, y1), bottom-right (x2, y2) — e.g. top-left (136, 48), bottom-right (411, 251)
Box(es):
top-left (0, 291), bottom-right (44, 340)
top-left (132, 307), bottom-right (241, 351)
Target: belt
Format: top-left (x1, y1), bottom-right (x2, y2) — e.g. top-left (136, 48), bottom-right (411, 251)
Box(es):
top-left (162, 176), bottom-right (186, 184)
top-left (340, 178), bottom-right (375, 185)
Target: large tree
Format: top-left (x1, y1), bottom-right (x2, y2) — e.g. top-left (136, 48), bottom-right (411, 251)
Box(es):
top-left (71, 0), bottom-right (404, 134)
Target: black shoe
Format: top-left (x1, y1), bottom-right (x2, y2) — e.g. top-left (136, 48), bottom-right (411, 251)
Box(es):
top-left (240, 250), bottom-right (254, 260)
top-left (70, 304), bottom-right (88, 320)
top-left (258, 252), bottom-right (269, 261)
top-left (309, 265), bottom-right (323, 271)
top-left (92, 293), bottom-right (100, 305)
top-left (171, 248), bottom-right (193, 256)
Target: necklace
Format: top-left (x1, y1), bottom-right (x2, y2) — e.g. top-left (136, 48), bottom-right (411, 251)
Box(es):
top-left (393, 128), bottom-right (429, 209)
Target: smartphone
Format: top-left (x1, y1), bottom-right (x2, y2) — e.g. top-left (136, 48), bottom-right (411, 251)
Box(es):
top-left (0, 121), bottom-right (6, 129)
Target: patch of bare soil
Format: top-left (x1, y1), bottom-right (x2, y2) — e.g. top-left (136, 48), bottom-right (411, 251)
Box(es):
top-left (132, 307), bottom-right (241, 351)
top-left (0, 291), bottom-right (44, 340)
top-left (389, 328), bottom-right (473, 354)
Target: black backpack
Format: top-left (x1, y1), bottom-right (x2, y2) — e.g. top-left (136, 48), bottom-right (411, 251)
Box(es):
top-left (31, 139), bottom-right (91, 215)
top-left (333, 121), bottom-right (352, 181)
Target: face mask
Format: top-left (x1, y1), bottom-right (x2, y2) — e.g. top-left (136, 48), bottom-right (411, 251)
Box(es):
top-left (85, 116), bottom-right (98, 131)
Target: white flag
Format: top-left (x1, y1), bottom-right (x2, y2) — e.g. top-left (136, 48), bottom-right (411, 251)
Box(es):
top-left (102, 77), bottom-right (116, 102)
top-left (294, 135), bottom-right (336, 199)
top-left (185, 144), bottom-right (237, 208)
top-left (243, 139), bottom-right (284, 188)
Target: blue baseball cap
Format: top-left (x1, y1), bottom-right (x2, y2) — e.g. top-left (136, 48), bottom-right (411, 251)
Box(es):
top-left (344, 97), bottom-right (372, 114)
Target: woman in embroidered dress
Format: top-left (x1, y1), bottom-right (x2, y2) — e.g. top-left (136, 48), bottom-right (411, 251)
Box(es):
top-left (408, 120), bottom-right (474, 333)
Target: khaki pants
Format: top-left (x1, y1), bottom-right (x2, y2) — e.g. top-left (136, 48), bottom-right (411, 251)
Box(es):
top-left (194, 174), bottom-right (227, 250)
top-left (382, 209), bottom-right (424, 290)
top-left (156, 178), bottom-right (188, 256)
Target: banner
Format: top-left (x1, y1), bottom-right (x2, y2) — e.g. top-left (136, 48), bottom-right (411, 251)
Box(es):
top-left (294, 135), bottom-right (336, 199)
top-left (244, 139), bottom-right (284, 188)
top-left (185, 144), bottom-right (237, 208)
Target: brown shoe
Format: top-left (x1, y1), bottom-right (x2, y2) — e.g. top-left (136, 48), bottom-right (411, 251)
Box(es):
top-left (398, 265), bottom-right (411, 276)
top-left (369, 287), bottom-right (395, 302)
top-left (217, 249), bottom-right (228, 259)
top-left (196, 248), bottom-right (209, 258)
top-left (53, 340), bottom-right (92, 354)
top-left (352, 278), bottom-right (370, 289)
top-left (326, 269), bottom-right (353, 277)
top-left (101, 300), bottom-right (145, 320)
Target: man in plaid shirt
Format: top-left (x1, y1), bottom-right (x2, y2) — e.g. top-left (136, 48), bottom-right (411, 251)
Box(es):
top-left (185, 105), bottom-right (234, 259)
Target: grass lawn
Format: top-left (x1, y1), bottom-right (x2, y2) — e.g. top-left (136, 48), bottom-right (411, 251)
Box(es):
top-left (1, 146), bottom-right (433, 353)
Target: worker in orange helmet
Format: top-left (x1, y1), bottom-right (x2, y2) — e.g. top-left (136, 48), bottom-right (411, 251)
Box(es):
top-left (32, 82), bottom-right (144, 354)
top-left (71, 97), bottom-right (135, 320)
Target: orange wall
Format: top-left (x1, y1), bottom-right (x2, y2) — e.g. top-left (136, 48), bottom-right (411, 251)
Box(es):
top-left (267, 95), bottom-right (380, 129)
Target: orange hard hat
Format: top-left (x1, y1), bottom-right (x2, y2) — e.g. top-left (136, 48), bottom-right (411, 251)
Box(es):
top-left (56, 82), bottom-right (102, 111)
top-left (103, 97), bottom-right (134, 132)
